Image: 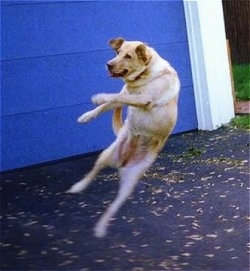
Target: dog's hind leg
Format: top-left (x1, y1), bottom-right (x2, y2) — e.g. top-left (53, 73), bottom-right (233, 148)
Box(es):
top-left (67, 125), bottom-right (130, 194)
top-left (94, 153), bottom-right (157, 238)
top-left (66, 145), bottom-right (116, 194)
top-left (93, 167), bottom-right (139, 238)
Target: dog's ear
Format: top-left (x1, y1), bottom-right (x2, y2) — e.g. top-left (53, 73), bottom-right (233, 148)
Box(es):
top-left (135, 44), bottom-right (150, 64)
top-left (109, 38), bottom-right (125, 51)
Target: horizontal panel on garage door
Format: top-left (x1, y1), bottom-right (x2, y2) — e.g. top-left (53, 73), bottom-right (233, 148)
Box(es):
top-left (2, 1), bottom-right (186, 60)
top-left (1, 105), bottom-right (115, 170)
top-left (2, 42), bottom-right (192, 116)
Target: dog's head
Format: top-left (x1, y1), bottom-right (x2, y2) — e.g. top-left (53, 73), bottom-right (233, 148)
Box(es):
top-left (107, 38), bottom-right (152, 81)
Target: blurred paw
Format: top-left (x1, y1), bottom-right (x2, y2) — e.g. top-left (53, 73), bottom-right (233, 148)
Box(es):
top-left (77, 111), bottom-right (94, 123)
top-left (92, 94), bottom-right (109, 105)
top-left (66, 182), bottom-right (85, 194)
top-left (93, 224), bottom-right (107, 238)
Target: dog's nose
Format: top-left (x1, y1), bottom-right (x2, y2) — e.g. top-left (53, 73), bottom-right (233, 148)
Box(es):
top-left (107, 63), bottom-right (113, 71)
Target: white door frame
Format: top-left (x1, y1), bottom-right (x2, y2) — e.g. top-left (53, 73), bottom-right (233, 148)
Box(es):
top-left (183, 0), bottom-right (235, 130)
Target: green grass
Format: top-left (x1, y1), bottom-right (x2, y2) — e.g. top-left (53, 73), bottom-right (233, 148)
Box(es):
top-left (233, 64), bottom-right (250, 101)
top-left (231, 115), bottom-right (250, 130)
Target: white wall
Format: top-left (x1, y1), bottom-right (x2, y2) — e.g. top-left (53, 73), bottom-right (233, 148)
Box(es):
top-left (184, 0), bottom-right (235, 130)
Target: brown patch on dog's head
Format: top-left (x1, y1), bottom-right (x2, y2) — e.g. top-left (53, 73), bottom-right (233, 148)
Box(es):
top-left (109, 38), bottom-right (125, 51)
top-left (135, 44), bottom-right (150, 64)
top-left (107, 38), bottom-right (152, 81)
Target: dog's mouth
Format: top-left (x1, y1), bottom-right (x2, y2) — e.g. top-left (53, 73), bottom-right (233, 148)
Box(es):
top-left (109, 69), bottom-right (129, 78)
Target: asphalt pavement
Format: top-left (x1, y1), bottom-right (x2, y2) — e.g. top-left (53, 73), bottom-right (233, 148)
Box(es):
top-left (1, 126), bottom-right (249, 271)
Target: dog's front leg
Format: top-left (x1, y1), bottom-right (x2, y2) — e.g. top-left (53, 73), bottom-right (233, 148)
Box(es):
top-left (78, 102), bottom-right (122, 123)
top-left (77, 103), bottom-right (106, 123)
top-left (92, 93), bottom-right (154, 110)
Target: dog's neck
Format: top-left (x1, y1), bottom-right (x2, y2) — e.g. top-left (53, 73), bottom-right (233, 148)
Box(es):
top-left (125, 67), bottom-right (150, 84)
top-left (125, 67), bottom-right (171, 90)
top-left (124, 49), bottom-right (173, 89)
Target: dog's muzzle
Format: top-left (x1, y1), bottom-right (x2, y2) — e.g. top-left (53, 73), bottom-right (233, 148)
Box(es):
top-left (107, 62), bottom-right (128, 78)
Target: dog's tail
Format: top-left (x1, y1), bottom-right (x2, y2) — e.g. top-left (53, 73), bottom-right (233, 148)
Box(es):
top-left (112, 107), bottom-right (123, 135)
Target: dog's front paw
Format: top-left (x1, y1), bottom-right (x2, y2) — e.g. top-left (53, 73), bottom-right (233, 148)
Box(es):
top-left (77, 111), bottom-right (95, 123)
top-left (92, 93), bottom-right (109, 105)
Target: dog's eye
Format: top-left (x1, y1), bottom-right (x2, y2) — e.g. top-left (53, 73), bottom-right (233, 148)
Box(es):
top-left (124, 54), bottom-right (132, 59)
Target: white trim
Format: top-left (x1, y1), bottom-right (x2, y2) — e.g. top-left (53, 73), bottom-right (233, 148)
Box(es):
top-left (184, 0), bottom-right (235, 130)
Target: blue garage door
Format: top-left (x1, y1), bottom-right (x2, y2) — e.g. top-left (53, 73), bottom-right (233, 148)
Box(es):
top-left (1, 0), bottom-right (197, 171)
